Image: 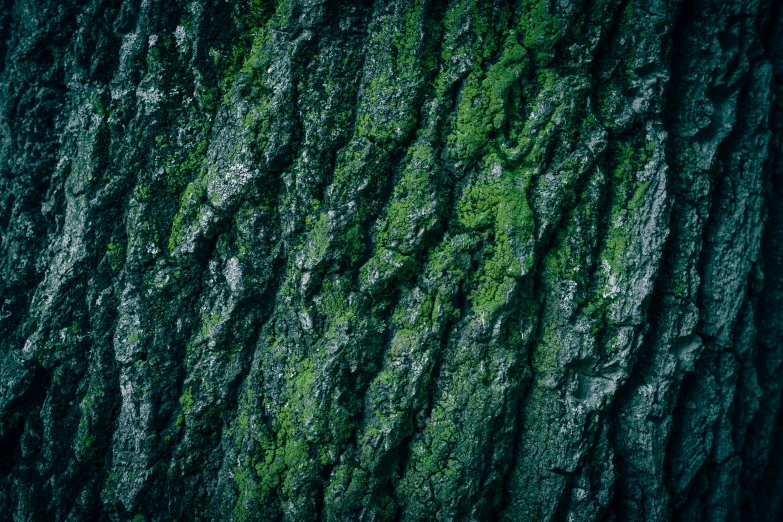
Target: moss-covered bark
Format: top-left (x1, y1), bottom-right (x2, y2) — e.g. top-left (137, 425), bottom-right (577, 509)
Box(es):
top-left (0, 0), bottom-right (782, 520)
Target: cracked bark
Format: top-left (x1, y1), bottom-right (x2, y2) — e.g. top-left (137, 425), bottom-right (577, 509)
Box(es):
top-left (0, 0), bottom-right (781, 520)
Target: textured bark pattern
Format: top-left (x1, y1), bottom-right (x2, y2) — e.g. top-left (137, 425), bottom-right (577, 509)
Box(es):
top-left (0, 0), bottom-right (782, 520)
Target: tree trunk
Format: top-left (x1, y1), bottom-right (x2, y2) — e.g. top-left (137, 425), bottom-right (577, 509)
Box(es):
top-left (1, 0), bottom-right (782, 520)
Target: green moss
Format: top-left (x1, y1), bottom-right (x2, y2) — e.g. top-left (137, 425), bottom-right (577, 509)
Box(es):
top-left (457, 160), bottom-right (534, 316)
top-left (358, 139), bottom-right (442, 294)
top-left (91, 95), bottom-right (109, 119)
top-left (106, 242), bottom-right (125, 273)
top-left (254, 354), bottom-right (319, 510)
top-left (179, 387), bottom-right (194, 416)
top-left (355, 0), bottom-right (442, 145)
top-left (518, 0), bottom-right (560, 65)
top-left (168, 171), bottom-right (207, 252)
top-left (600, 138), bottom-right (657, 290)
top-left (452, 33), bottom-right (529, 160)
top-left (165, 138), bottom-right (208, 195)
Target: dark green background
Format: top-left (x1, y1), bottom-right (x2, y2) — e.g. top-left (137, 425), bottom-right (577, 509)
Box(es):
top-left (1, 0), bottom-right (781, 520)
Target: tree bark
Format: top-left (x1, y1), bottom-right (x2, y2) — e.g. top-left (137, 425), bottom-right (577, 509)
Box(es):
top-left (0, 0), bottom-right (781, 520)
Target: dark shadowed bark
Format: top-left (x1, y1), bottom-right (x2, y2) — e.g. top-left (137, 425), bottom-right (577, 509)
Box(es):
top-left (0, 0), bottom-right (781, 520)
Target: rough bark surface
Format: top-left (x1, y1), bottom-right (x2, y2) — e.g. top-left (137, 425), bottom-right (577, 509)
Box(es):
top-left (0, 0), bottom-right (782, 520)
